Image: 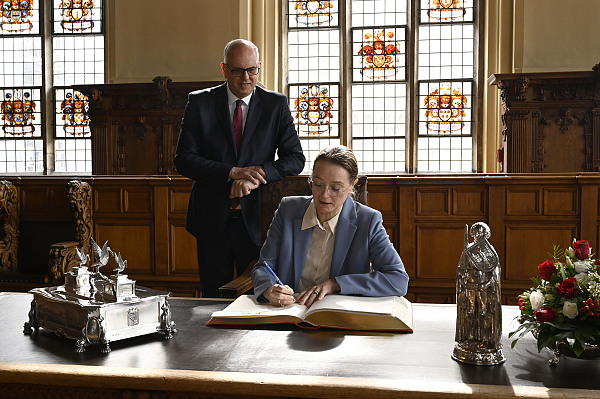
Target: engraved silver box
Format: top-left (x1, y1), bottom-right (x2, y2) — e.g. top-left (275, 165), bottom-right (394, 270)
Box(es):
top-left (24, 285), bottom-right (176, 353)
top-left (23, 238), bottom-right (176, 353)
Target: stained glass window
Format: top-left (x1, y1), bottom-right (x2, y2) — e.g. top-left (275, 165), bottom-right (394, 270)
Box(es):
top-left (285, 0), bottom-right (478, 173)
top-left (53, 0), bottom-right (103, 173)
top-left (287, 1), bottom-right (341, 170)
top-left (0, 0), bottom-right (103, 174)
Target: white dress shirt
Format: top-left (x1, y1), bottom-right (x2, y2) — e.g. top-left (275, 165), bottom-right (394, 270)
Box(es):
top-left (297, 200), bottom-right (341, 292)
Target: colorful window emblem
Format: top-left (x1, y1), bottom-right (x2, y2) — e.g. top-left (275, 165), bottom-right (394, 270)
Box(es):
top-left (424, 85), bottom-right (467, 134)
top-left (428, 0), bottom-right (466, 22)
top-left (60, 0), bottom-right (94, 31)
top-left (61, 91), bottom-right (90, 135)
top-left (294, 85), bottom-right (334, 135)
top-left (1, 0), bottom-right (34, 32)
top-left (1, 90), bottom-right (36, 135)
top-left (357, 30), bottom-right (402, 80)
top-left (293, 0), bottom-right (332, 26)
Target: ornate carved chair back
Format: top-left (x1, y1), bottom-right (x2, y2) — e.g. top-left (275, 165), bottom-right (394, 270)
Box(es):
top-left (0, 180), bottom-right (19, 272)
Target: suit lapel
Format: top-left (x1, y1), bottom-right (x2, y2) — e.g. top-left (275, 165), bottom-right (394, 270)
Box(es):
top-left (330, 197), bottom-right (358, 278)
top-left (293, 217), bottom-right (313, 287)
top-left (214, 84), bottom-right (237, 155)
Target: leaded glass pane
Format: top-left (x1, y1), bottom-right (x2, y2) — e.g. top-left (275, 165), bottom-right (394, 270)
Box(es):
top-left (0, 138), bottom-right (42, 173)
top-left (418, 80), bottom-right (472, 137)
top-left (55, 88), bottom-right (91, 137)
top-left (54, 136), bottom-right (91, 172)
top-left (0, 88), bottom-right (41, 138)
top-left (354, 137), bottom-right (405, 173)
top-left (0, 37), bottom-right (42, 86)
top-left (53, 35), bottom-right (104, 86)
top-left (301, 137), bottom-right (341, 174)
top-left (419, 0), bottom-right (474, 24)
top-left (0, 0), bottom-right (40, 35)
top-left (418, 23), bottom-right (473, 80)
top-left (351, 0), bottom-right (407, 26)
top-left (289, 84), bottom-right (339, 138)
top-left (351, 83), bottom-right (406, 173)
top-left (352, 26), bottom-right (406, 82)
top-left (288, 29), bottom-right (339, 83)
top-left (417, 135), bottom-right (471, 172)
top-left (288, 0), bottom-right (339, 28)
top-left (53, 0), bottom-right (103, 34)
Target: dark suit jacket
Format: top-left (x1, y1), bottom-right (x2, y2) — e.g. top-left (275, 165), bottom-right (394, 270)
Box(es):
top-left (251, 196), bottom-right (409, 300)
top-left (174, 83), bottom-right (305, 246)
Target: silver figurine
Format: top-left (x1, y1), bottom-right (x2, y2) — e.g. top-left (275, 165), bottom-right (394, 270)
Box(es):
top-left (452, 222), bottom-right (505, 365)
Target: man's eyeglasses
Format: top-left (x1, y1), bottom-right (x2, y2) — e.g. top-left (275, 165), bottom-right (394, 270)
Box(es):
top-left (224, 64), bottom-right (260, 77)
top-left (308, 178), bottom-right (349, 197)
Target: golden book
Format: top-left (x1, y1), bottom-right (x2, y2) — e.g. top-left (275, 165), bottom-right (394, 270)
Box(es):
top-left (207, 294), bottom-right (413, 332)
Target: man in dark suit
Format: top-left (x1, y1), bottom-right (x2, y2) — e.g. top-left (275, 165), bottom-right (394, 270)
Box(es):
top-left (174, 39), bottom-right (305, 298)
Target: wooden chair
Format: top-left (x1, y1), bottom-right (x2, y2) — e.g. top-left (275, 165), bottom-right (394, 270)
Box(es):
top-left (218, 175), bottom-right (368, 298)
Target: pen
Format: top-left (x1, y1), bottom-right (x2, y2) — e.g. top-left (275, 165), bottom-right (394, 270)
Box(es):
top-left (263, 261), bottom-right (284, 286)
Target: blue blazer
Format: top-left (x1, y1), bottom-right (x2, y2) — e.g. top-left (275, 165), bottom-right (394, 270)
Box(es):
top-left (174, 83), bottom-right (305, 246)
top-left (251, 195), bottom-right (409, 300)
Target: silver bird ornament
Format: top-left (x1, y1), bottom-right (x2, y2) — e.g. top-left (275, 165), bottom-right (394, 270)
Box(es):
top-left (113, 252), bottom-right (127, 274)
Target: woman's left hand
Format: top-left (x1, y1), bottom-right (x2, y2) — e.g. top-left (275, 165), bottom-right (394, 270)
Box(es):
top-left (295, 278), bottom-right (340, 307)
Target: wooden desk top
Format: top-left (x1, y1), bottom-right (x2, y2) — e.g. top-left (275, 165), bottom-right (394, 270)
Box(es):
top-left (0, 292), bottom-right (598, 398)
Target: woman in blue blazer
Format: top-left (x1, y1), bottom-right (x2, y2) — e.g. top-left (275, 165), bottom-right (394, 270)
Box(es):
top-left (251, 146), bottom-right (409, 307)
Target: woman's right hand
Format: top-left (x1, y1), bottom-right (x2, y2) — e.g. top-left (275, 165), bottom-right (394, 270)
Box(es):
top-left (264, 284), bottom-right (295, 307)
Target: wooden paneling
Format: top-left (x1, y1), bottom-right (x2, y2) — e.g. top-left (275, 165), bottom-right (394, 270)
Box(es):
top-left (4, 174), bottom-right (600, 303)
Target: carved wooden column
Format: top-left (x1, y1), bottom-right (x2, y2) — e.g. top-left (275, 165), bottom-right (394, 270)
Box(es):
top-left (47, 180), bottom-right (92, 282)
top-left (489, 64), bottom-right (600, 173)
top-left (0, 180), bottom-right (18, 272)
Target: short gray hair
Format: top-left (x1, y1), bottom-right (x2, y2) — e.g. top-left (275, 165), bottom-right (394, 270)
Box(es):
top-left (223, 39), bottom-right (259, 64)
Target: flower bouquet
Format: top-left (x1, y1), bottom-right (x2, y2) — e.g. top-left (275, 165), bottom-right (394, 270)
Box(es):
top-left (509, 239), bottom-right (600, 358)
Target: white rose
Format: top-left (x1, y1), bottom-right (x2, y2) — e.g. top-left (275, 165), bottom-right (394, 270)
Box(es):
top-left (575, 272), bottom-right (588, 282)
top-left (563, 300), bottom-right (579, 319)
top-left (574, 260), bottom-right (592, 274)
top-left (529, 290), bottom-right (545, 310)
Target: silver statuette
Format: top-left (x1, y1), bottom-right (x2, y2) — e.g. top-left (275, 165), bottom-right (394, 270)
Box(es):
top-left (452, 222), bottom-right (505, 365)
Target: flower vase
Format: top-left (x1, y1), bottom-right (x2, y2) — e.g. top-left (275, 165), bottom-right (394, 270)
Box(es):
top-left (549, 341), bottom-right (600, 365)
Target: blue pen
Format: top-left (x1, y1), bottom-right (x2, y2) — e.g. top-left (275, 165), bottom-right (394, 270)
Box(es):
top-left (263, 261), bottom-right (285, 286)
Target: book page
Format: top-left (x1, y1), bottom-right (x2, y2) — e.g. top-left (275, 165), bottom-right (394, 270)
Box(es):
top-left (303, 295), bottom-right (413, 331)
top-left (209, 295), bottom-right (308, 319)
top-left (305, 295), bottom-right (399, 317)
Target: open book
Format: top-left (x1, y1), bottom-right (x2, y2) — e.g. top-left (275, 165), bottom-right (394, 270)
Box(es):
top-left (207, 294), bottom-right (413, 332)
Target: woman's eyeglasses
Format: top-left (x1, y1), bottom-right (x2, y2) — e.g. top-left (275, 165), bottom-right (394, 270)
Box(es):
top-left (224, 64), bottom-right (260, 77)
top-left (308, 178), bottom-right (349, 197)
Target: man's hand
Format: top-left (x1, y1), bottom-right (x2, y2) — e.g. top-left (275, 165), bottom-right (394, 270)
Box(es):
top-left (229, 166), bottom-right (267, 186)
top-left (230, 179), bottom-right (259, 198)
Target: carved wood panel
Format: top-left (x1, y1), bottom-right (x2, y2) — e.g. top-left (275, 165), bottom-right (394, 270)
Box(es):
top-left (74, 78), bottom-right (220, 175)
top-left (489, 65), bottom-right (600, 173)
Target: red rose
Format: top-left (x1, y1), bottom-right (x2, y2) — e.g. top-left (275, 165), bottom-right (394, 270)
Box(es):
top-left (534, 307), bottom-right (557, 322)
top-left (573, 240), bottom-right (591, 260)
top-left (538, 260), bottom-right (557, 281)
top-left (556, 277), bottom-right (581, 298)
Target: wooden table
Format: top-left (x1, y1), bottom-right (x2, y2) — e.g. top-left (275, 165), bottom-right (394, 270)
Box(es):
top-left (0, 292), bottom-right (598, 398)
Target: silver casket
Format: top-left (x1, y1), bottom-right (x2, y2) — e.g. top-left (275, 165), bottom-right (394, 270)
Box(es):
top-left (23, 239), bottom-right (176, 353)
